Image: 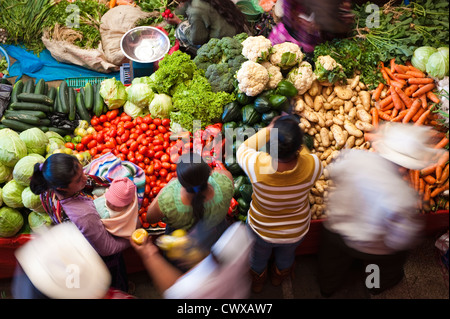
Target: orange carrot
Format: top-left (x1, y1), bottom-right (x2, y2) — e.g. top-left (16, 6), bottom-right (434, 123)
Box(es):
top-left (403, 99), bottom-right (421, 123)
top-left (371, 108), bottom-right (379, 127)
top-left (420, 163), bottom-right (437, 176)
top-left (412, 83), bottom-right (435, 97)
top-left (426, 91), bottom-right (440, 103)
top-left (372, 83), bottom-right (384, 101)
top-left (414, 170), bottom-right (420, 191)
top-left (423, 175), bottom-right (436, 184)
top-left (407, 77), bottom-right (434, 85)
top-left (424, 184), bottom-right (432, 201)
top-left (390, 80), bottom-right (405, 89)
top-left (406, 70), bottom-right (425, 78)
top-left (436, 165), bottom-right (443, 181)
top-left (110, 0), bottom-right (116, 8)
top-left (438, 163), bottom-right (449, 184)
top-left (390, 58), bottom-right (396, 73)
top-left (419, 94), bottom-right (427, 109)
top-left (392, 109), bottom-right (409, 122)
top-left (434, 137), bottom-right (449, 149)
top-left (391, 87), bottom-right (405, 110)
top-left (395, 73), bottom-right (414, 80)
top-left (430, 180), bottom-right (449, 198)
top-left (419, 177), bottom-right (425, 195)
top-left (395, 87), bottom-right (413, 107)
top-left (381, 68), bottom-right (391, 85)
top-left (414, 109), bottom-right (431, 125)
top-left (437, 150), bottom-right (449, 166)
top-left (378, 110), bottom-right (393, 121)
top-left (381, 102), bottom-right (394, 111)
top-left (407, 65), bottom-right (426, 76)
top-left (384, 67), bottom-right (396, 80)
top-left (411, 107), bottom-right (426, 122)
top-left (391, 107), bottom-right (399, 118)
top-left (404, 84), bottom-right (419, 96)
top-left (379, 95), bottom-right (393, 108)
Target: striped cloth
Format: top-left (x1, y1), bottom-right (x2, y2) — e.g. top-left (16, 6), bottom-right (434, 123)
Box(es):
top-left (236, 128), bottom-right (323, 244)
top-left (83, 152), bottom-right (146, 208)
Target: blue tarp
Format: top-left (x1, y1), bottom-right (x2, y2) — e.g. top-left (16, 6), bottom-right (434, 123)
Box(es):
top-left (2, 45), bottom-right (120, 82)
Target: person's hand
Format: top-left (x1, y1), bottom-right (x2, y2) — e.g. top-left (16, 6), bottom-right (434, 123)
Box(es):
top-left (165, 15), bottom-right (182, 25)
top-left (130, 235), bottom-right (159, 259)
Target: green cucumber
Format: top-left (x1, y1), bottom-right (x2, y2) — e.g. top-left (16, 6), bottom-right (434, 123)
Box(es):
top-left (34, 79), bottom-right (45, 95)
top-left (47, 86), bottom-right (57, 102)
top-left (48, 126), bottom-right (73, 136)
top-left (17, 92), bottom-right (54, 106)
top-left (58, 80), bottom-right (69, 114)
top-left (10, 102), bottom-right (52, 113)
top-left (4, 109), bottom-right (47, 119)
top-left (23, 80), bottom-right (35, 94)
top-left (68, 88), bottom-right (76, 121)
top-left (76, 91), bottom-right (91, 122)
top-left (93, 82), bottom-right (104, 117)
top-left (11, 80), bottom-right (24, 104)
top-left (84, 82), bottom-right (94, 110)
top-left (4, 113), bottom-right (42, 125)
top-left (0, 119), bottom-right (35, 131)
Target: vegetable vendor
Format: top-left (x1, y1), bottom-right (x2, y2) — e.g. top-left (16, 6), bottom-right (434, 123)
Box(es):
top-left (164, 0), bottom-right (249, 54)
top-left (144, 152), bottom-right (234, 258)
top-left (318, 123), bottom-right (446, 296)
top-left (236, 115), bottom-right (323, 293)
top-left (28, 153), bottom-right (134, 292)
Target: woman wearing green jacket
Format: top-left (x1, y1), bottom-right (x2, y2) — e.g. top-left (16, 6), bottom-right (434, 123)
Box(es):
top-left (165, 0), bottom-right (248, 52)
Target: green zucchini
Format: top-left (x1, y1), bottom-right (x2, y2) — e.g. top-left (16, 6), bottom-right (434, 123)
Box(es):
top-left (54, 87), bottom-right (61, 113)
top-left (0, 118), bottom-right (35, 131)
top-left (93, 82), bottom-right (104, 117)
top-left (76, 91), bottom-right (91, 122)
top-left (4, 109), bottom-right (47, 119)
top-left (11, 80), bottom-right (24, 104)
top-left (48, 126), bottom-right (73, 136)
top-left (84, 82), bottom-right (94, 110)
top-left (58, 80), bottom-right (69, 114)
top-left (23, 80), bottom-right (35, 94)
top-left (17, 93), bottom-right (54, 106)
top-left (34, 79), bottom-right (45, 95)
top-left (4, 113), bottom-right (42, 125)
top-left (10, 102), bottom-right (52, 113)
top-left (68, 88), bottom-right (76, 121)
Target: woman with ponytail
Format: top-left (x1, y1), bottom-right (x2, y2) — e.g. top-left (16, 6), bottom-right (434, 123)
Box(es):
top-left (29, 153), bottom-right (131, 292)
top-left (146, 152), bottom-right (234, 243)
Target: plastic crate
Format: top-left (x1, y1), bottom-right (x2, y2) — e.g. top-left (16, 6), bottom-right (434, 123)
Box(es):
top-left (65, 76), bottom-right (109, 88)
top-left (120, 63), bottom-right (132, 85)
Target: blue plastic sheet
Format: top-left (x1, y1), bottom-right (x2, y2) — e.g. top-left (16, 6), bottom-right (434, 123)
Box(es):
top-left (2, 45), bottom-right (119, 82)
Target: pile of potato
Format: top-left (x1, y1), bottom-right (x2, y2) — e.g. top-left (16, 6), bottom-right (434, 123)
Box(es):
top-left (293, 75), bottom-right (376, 219)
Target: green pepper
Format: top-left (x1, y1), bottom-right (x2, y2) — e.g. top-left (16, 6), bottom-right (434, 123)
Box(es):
top-left (268, 94), bottom-right (288, 110)
top-left (253, 96), bottom-right (272, 114)
top-left (237, 197), bottom-right (250, 215)
top-left (222, 121), bottom-right (237, 134)
top-left (233, 175), bottom-right (247, 197)
top-left (276, 80), bottom-right (298, 97)
top-left (239, 184), bottom-right (253, 203)
top-left (236, 92), bottom-right (254, 106)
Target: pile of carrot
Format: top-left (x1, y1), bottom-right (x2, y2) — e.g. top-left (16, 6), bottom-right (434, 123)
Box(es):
top-left (369, 58), bottom-right (449, 212)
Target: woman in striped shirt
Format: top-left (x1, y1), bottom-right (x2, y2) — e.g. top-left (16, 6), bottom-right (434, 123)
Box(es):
top-left (236, 115), bottom-right (323, 293)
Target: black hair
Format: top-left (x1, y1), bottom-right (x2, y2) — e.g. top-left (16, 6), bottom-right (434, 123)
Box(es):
top-left (268, 115), bottom-right (304, 161)
top-left (176, 152), bottom-right (212, 223)
top-left (30, 153), bottom-right (81, 196)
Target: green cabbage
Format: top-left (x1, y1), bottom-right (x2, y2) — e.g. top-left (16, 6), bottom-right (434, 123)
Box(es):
top-left (0, 207), bottom-right (24, 237)
top-left (149, 93), bottom-right (173, 119)
top-left (0, 162), bottom-right (12, 184)
top-left (426, 47), bottom-right (449, 79)
top-left (13, 154), bottom-right (45, 187)
top-left (2, 179), bottom-right (26, 208)
top-left (0, 128), bottom-right (28, 167)
top-left (45, 131), bottom-right (65, 142)
top-left (22, 187), bottom-right (45, 213)
top-left (19, 128), bottom-right (49, 156)
top-left (0, 187), bottom-right (2, 206)
top-left (126, 83), bottom-right (154, 107)
top-left (28, 211), bottom-right (52, 232)
top-left (123, 101), bottom-right (150, 119)
top-left (99, 77), bottom-right (127, 110)
top-left (411, 46), bottom-right (437, 72)
top-left (46, 139), bottom-right (65, 155)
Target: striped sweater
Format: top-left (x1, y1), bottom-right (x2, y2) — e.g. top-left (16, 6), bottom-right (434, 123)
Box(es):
top-left (236, 128), bottom-right (323, 244)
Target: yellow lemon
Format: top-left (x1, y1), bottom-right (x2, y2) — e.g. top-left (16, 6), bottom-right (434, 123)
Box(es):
top-left (171, 229), bottom-right (187, 238)
top-left (131, 228), bottom-right (148, 245)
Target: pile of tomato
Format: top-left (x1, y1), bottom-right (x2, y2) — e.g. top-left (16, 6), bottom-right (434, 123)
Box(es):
top-left (79, 109), bottom-right (192, 228)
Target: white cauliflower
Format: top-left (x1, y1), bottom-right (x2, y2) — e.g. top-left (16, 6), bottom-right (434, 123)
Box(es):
top-left (241, 36), bottom-right (272, 62)
top-left (286, 61), bottom-right (316, 95)
top-left (236, 61), bottom-right (269, 96)
top-left (317, 55), bottom-right (340, 71)
top-left (261, 61), bottom-right (283, 90)
top-left (314, 55), bottom-right (346, 84)
top-left (269, 42), bottom-right (303, 69)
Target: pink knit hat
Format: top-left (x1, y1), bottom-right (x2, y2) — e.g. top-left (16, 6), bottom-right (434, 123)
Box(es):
top-left (105, 177), bottom-right (137, 208)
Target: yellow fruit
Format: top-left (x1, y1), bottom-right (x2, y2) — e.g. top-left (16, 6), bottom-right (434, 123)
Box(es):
top-left (171, 229), bottom-right (187, 238)
top-left (131, 228), bottom-right (148, 245)
top-left (63, 147), bottom-right (73, 155)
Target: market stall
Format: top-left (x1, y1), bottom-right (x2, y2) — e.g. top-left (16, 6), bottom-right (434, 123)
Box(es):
top-left (0, 0), bottom-right (448, 280)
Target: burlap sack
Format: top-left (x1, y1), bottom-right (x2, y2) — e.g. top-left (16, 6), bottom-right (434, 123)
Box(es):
top-left (100, 5), bottom-right (158, 66)
top-left (42, 34), bottom-right (119, 73)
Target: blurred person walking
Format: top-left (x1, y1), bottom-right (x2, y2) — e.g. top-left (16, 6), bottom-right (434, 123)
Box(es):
top-left (318, 122), bottom-right (445, 296)
top-left (236, 115), bottom-right (323, 292)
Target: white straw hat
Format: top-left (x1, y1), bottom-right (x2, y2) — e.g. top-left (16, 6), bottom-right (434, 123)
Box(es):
top-left (15, 222), bottom-right (111, 299)
top-left (373, 122), bottom-right (444, 170)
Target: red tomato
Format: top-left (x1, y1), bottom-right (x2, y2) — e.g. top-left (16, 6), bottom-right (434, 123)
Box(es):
top-left (117, 153), bottom-right (126, 161)
top-left (151, 186), bottom-right (161, 196)
top-left (154, 161), bottom-right (162, 171)
top-left (140, 123), bottom-right (149, 131)
top-left (158, 125), bottom-right (167, 133)
top-left (99, 114), bottom-right (107, 123)
top-left (162, 162), bottom-right (171, 169)
top-left (124, 121), bottom-right (134, 129)
top-left (64, 142), bottom-right (75, 150)
top-left (89, 147), bottom-right (98, 156)
top-left (87, 140), bottom-right (97, 149)
top-left (159, 168), bottom-right (168, 178)
top-left (76, 143), bottom-right (85, 152)
top-left (91, 117), bottom-right (99, 126)
top-left (81, 135), bottom-right (93, 145)
top-left (129, 141), bottom-right (139, 151)
top-left (121, 114), bottom-right (132, 122)
top-left (161, 118), bottom-right (170, 127)
top-left (143, 115), bottom-right (153, 124)
top-left (160, 154), bottom-right (170, 162)
top-left (149, 123), bottom-right (156, 130)
top-left (154, 151), bottom-right (164, 159)
top-left (153, 118), bottom-right (162, 126)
